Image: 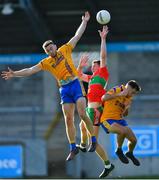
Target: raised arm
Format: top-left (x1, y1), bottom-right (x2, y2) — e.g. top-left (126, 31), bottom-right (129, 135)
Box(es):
top-left (77, 54), bottom-right (90, 82)
top-left (68, 11), bottom-right (90, 48)
top-left (98, 26), bottom-right (109, 67)
top-left (1, 64), bottom-right (42, 80)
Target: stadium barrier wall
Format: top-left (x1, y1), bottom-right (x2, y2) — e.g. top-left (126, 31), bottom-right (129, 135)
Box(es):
top-left (0, 138), bottom-right (47, 178)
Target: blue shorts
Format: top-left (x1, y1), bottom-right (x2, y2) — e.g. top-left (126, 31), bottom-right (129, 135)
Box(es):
top-left (59, 79), bottom-right (86, 104)
top-left (101, 119), bottom-right (128, 133)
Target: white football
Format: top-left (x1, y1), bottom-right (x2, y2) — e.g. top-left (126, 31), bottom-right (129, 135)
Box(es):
top-left (96, 10), bottom-right (111, 25)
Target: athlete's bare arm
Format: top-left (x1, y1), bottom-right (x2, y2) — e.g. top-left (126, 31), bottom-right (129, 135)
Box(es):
top-left (98, 26), bottom-right (109, 67)
top-left (77, 54), bottom-right (90, 82)
top-left (102, 93), bottom-right (115, 102)
top-left (1, 64), bottom-right (42, 80)
top-left (68, 11), bottom-right (90, 48)
top-left (102, 88), bottom-right (129, 102)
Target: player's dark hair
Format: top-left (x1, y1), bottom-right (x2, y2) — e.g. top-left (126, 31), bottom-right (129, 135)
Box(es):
top-left (128, 80), bottom-right (141, 92)
top-left (93, 60), bottom-right (100, 66)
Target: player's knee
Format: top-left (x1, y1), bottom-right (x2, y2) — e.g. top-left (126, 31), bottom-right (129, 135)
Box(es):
top-left (131, 136), bottom-right (137, 145)
top-left (78, 110), bottom-right (87, 120)
top-left (65, 116), bottom-right (74, 126)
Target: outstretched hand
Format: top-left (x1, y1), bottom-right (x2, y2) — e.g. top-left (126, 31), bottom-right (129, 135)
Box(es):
top-left (82, 11), bottom-right (90, 22)
top-left (79, 54), bottom-right (89, 68)
top-left (1, 67), bottom-right (14, 80)
top-left (98, 25), bottom-right (109, 39)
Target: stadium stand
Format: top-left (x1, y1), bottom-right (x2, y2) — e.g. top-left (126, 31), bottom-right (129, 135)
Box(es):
top-left (0, 0), bottom-right (159, 53)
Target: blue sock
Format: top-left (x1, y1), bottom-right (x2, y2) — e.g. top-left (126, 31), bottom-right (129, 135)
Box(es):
top-left (70, 143), bottom-right (76, 151)
top-left (91, 136), bottom-right (96, 143)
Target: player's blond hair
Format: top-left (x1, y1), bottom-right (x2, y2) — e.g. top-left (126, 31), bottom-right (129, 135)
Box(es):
top-left (42, 40), bottom-right (53, 50)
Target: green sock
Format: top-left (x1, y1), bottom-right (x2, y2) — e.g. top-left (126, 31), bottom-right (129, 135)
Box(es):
top-left (104, 160), bottom-right (111, 169)
top-left (104, 160), bottom-right (110, 165)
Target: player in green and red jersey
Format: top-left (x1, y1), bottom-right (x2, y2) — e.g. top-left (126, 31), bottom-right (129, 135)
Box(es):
top-left (77, 26), bottom-right (114, 178)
